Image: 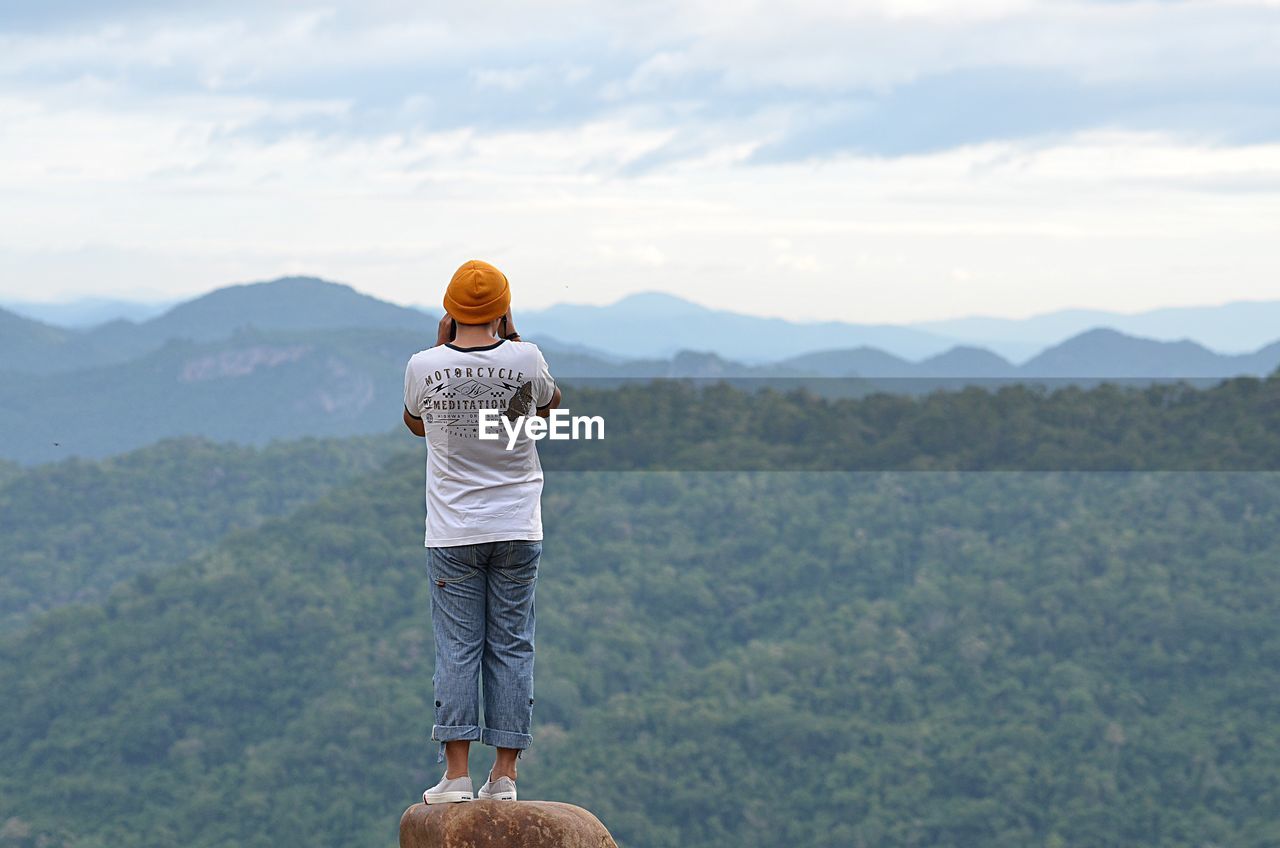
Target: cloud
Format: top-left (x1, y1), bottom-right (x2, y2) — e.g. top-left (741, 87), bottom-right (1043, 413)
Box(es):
top-left (1, 0), bottom-right (1279, 319)
top-left (2, 1), bottom-right (1278, 161)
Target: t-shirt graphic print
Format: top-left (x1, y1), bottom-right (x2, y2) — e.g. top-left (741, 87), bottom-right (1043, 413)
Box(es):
top-left (404, 338), bottom-right (556, 547)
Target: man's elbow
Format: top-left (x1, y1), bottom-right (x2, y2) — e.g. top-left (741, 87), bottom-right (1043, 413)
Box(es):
top-left (403, 407), bottom-right (425, 437)
top-left (536, 386), bottom-right (562, 418)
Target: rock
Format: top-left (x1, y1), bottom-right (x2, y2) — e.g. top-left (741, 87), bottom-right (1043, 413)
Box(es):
top-left (399, 800), bottom-right (618, 848)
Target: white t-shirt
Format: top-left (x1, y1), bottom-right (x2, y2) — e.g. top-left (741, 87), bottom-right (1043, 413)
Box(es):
top-left (404, 338), bottom-right (557, 547)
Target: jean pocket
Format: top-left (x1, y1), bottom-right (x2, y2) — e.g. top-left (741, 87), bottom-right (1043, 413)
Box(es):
top-left (501, 540), bottom-right (541, 584)
top-left (429, 546), bottom-right (480, 584)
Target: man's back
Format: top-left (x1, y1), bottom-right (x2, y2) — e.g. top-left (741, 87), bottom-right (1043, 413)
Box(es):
top-left (404, 337), bottom-right (557, 547)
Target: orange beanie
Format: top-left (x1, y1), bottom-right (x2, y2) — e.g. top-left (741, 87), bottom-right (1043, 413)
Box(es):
top-left (443, 259), bottom-right (511, 324)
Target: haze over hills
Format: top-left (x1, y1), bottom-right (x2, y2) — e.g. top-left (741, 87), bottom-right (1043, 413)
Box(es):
top-left (515, 292), bottom-right (957, 363)
top-left (3, 285), bottom-right (957, 367)
top-left (11, 280), bottom-right (1280, 363)
top-left (1, 297), bottom-right (174, 328)
top-left (4, 276), bottom-right (1280, 464)
top-left (3, 277), bottom-right (1277, 386)
top-left (521, 293), bottom-right (1280, 363)
top-left (0, 277), bottom-right (440, 374)
top-left (786, 330), bottom-right (1280, 380)
top-left (917, 299), bottom-right (1280, 359)
top-left (1020, 329), bottom-right (1280, 379)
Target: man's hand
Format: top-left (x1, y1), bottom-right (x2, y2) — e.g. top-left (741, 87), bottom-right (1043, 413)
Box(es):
top-left (435, 313), bottom-right (455, 347)
top-left (501, 307), bottom-right (520, 341)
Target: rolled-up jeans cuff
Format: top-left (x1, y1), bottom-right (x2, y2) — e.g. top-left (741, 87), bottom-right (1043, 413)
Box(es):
top-left (433, 724), bottom-right (482, 763)
top-left (482, 728), bottom-right (532, 750)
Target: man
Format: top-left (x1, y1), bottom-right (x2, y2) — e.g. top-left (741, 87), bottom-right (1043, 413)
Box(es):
top-left (403, 259), bottom-right (561, 804)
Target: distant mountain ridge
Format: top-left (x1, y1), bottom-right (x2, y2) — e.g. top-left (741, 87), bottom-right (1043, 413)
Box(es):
top-left (153, 277), bottom-right (432, 340)
top-left (5, 276), bottom-right (1279, 381)
top-left (4, 276), bottom-right (1280, 464)
top-left (516, 291), bottom-right (959, 363)
top-left (14, 282), bottom-right (1280, 362)
top-left (0, 297), bottom-right (173, 327)
top-left (0, 276), bottom-right (442, 374)
top-left (916, 299), bottom-right (1280, 359)
top-left (779, 328), bottom-right (1280, 380)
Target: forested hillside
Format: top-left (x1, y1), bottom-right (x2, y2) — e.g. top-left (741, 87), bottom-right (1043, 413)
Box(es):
top-left (2, 444), bottom-right (1278, 846)
top-left (542, 373), bottom-right (1280, 470)
top-left (0, 435), bottom-right (407, 632)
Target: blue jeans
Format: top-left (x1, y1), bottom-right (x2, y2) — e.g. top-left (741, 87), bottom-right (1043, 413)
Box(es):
top-left (428, 540), bottom-right (540, 764)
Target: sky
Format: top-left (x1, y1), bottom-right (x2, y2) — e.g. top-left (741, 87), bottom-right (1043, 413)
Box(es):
top-left (1, 0), bottom-right (1278, 323)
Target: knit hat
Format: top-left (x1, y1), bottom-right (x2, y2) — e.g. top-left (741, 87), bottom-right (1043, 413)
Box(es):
top-left (443, 259), bottom-right (511, 324)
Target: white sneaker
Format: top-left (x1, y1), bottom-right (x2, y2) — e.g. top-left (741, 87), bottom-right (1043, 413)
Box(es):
top-left (477, 771), bottom-right (517, 801)
top-left (422, 772), bottom-right (474, 804)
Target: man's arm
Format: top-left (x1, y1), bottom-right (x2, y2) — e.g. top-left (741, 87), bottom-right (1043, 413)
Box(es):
top-left (401, 318), bottom-right (452, 436)
top-left (404, 406), bottom-right (425, 437)
top-left (536, 385), bottom-right (561, 418)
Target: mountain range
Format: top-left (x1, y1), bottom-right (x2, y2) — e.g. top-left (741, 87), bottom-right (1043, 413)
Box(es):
top-left (777, 329), bottom-right (1280, 380)
top-left (9, 282), bottom-right (1280, 361)
top-left (915, 299), bottom-right (1280, 361)
top-left (517, 292), bottom-right (955, 363)
top-left (2, 276), bottom-right (1277, 464)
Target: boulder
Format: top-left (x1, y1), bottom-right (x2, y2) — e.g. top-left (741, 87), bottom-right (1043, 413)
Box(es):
top-left (400, 800), bottom-right (618, 848)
